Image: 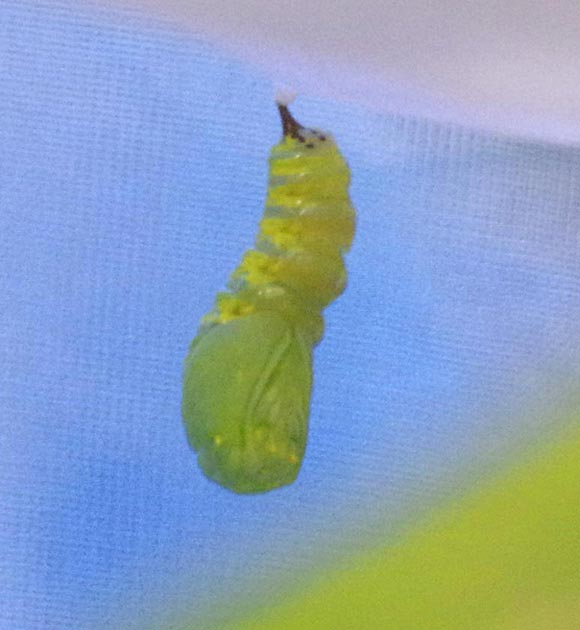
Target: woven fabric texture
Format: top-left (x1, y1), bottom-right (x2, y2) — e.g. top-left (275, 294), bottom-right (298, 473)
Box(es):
top-left (1, 2), bottom-right (579, 628)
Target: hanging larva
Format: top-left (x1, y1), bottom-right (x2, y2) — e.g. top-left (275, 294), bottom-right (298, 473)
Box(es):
top-left (182, 101), bottom-right (356, 494)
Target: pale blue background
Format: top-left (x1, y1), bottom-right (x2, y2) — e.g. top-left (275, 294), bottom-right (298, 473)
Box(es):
top-left (1, 2), bottom-right (580, 629)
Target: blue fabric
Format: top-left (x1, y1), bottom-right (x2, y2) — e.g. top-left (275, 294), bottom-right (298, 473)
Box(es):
top-left (2, 2), bottom-right (580, 628)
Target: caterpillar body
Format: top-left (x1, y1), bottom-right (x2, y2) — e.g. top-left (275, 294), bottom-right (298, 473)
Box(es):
top-left (182, 103), bottom-right (355, 494)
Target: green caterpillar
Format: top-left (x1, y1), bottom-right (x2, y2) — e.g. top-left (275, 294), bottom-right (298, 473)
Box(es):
top-left (182, 102), bottom-right (355, 494)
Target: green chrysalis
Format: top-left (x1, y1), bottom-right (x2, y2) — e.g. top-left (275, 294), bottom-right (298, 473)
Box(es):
top-left (182, 101), bottom-right (355, 493)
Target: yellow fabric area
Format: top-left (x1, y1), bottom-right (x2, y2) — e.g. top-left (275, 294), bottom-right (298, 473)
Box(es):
top-left (230, 422), bottom-right (580, 630)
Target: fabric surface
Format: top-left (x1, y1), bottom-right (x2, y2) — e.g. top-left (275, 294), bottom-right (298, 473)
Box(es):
top-left (107, 0), bottom-right (580, 144)
top-left (1, 2), bottom-right (580, 629)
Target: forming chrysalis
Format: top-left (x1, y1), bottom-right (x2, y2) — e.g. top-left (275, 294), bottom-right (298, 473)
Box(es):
top-left (182, 102), bottom-right (356, 494)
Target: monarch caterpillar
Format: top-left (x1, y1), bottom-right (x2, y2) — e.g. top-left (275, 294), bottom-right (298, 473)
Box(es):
top-left (182, 101), bottom-right (355, 494)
